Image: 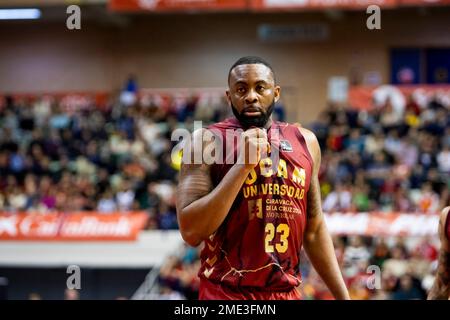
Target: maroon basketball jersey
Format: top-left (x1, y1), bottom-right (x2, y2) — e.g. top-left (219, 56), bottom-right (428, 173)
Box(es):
top-left (198, 117), bottom-right (313, 292)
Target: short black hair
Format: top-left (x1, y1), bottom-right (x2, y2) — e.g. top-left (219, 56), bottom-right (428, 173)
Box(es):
top-left (228, 56), bottom-right (275, 84)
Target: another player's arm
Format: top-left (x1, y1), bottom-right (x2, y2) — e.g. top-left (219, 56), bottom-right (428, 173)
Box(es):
top-left (300, 127), bottom-right (350, 300)
top-left (176, 128), bottom-right (268, 247)
top-left (428, 207), bottom-right (450, 300)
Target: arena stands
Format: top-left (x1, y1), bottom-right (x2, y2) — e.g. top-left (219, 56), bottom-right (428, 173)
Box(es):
top-left (0, 84), bottom-right (448, 299)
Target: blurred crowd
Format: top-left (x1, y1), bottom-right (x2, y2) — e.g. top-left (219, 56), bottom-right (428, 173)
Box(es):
top-left (153, 91), bottom-right (449, 301)
top-left (157, 246), bottom-right (201, 300)
top-left (0, 91), bottom-right (230, 229)
top-left (0, 85), bottom-right (448, 301)
top-left (311, 98), bottom-right (449, 213)
top-left (0, 89), bottom-right (288, 230)
top-left (301, 235), bottom-right (438, 300)
top-left (1, 88), bottom-right (448, 222)
top-left (157, 235), bottom-right (439, 300)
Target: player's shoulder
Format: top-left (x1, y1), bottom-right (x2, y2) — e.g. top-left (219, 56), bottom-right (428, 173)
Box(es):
top-left (284, 122), bottom-right (320, 169)
top-left (441, 206), bottom-right (450, 226)
top-left (297, 126), bottom-right (318, 143)
top-left (439, 206), bottom-right (450, 248)
top-left (290, 123), bottom-right (320, 154)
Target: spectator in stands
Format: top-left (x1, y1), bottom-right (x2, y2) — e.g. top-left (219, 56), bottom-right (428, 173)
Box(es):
top-left (157, 202), bottom-right (178, 230)
top-left (370, 239), bottom-right (390, 268)
top-left (28, 292), bottom-right (42, 300)
top-left (351, 183), bottom-right (371, 212)
top-left (390, 274), bottom-right (424, 300)
top-left (437, 145), bottom-right (450, 174)
top-left (116, 180), bottom-right (135, 212)
top-left (407, 246), bottom-right (433, 280)
top-left (343, 236), bottom-right (370, 278)
top-left (64, 288), bottom-right (80, 300)
top-left (345, 129), bottom-right (365, 154)
top-left (410, 182), bottom-right (441, 214)
top-left (97, 189), bottom-right (117, 213)
top-left (363, 126), bottom-right (385, 156)
top-left (120, 74), bottom-right (138, 107)
top-left (0, 87), bottom-right (448, 300)
top-left (322, 183), bottom-right (353, 212)
top-left (383, 244), bottom-right (410, 278)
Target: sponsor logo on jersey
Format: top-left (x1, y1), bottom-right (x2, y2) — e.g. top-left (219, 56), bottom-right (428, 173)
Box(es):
top-left (280, 140), bottom-right (293, 152)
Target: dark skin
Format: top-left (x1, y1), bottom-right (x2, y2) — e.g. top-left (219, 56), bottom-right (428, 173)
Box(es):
top-left (428, 206), bottom-right (450, 300)
top-left (227, 64), bottom-right (280, 129)
top-left (176, 63), bottom-right (350, 300)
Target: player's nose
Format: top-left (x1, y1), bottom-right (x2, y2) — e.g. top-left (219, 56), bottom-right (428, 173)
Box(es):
top-left (244, 89), bottom-right (258, 104)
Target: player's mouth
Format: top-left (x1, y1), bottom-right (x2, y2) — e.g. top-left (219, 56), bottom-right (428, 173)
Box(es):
top-left (242, 107), bottom-right (262, 117)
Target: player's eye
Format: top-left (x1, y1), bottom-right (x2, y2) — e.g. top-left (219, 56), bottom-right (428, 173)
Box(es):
top-left (256, 85), bottom-right (265, 92)
top-left (237, 87), bottom-right (246, 94)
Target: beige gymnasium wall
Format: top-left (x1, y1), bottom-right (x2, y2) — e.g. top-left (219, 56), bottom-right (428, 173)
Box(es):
top-left (1, 9), bottom-right (450, 123)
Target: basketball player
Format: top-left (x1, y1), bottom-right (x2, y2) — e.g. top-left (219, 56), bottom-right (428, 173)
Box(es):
top-left (176, 56), bottom-right (350, 300)
top-left (428, 206), bottom-right (450, 300)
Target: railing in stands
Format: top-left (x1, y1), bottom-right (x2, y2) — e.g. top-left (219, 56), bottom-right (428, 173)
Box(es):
top-left (131, 242), bottom-right (188, 300)
top-left (131, 266), bottom-right (161, 300)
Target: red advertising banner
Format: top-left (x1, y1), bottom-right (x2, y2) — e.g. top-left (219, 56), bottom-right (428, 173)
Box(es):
top-left (325, 212), bottom-right (439, 237)
top-left (0, 211), bottom-right (438, 240)
top-left (0, 92), bottom-right (111, 113)
top-left (399, 0), bottom-right (450, 6)
top-left (109, 0), bottom-right (450, 12)
top-left (0, 212), bottom-right (149, 241)
top-left (250, 0), bottom-right (398, 10)
top-left (349, 84), bottom-right (450, 110)
top-left (109, 0), bottom-right (247, 12)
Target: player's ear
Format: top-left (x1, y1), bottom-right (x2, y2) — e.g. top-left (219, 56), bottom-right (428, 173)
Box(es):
top-left (274, 86), bottom-right (281, 103)
top-left (225, 90), bottom-right (232, 106)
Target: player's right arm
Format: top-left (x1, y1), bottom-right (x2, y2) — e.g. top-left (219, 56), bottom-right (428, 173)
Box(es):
top-left (428, 206), bottom-right (450, 300)
top-left (176, 127), bottom-right (268, 247)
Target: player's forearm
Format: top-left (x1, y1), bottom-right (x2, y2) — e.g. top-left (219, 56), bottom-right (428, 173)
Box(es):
top-left (304, 221), bottom-right (350, 300)
top-left (427, 250), bottom-right (450, 300)
top-left (428, 279), bottom-right (450, 300)
top-left (177, 164), bottom-right (251, 246)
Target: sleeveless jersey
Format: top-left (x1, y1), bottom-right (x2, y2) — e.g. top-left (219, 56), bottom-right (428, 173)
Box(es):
top-left (198, 117), bottom-right (314, 292)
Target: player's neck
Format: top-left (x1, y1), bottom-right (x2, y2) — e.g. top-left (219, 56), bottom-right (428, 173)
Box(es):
top-left (234, 116), bottom-right (274, 130)
top-left (263, 117), bottom-right (273, 130)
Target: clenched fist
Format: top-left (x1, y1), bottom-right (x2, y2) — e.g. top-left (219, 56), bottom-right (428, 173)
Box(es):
top-left (237, 127), bottom-right (270, 169)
